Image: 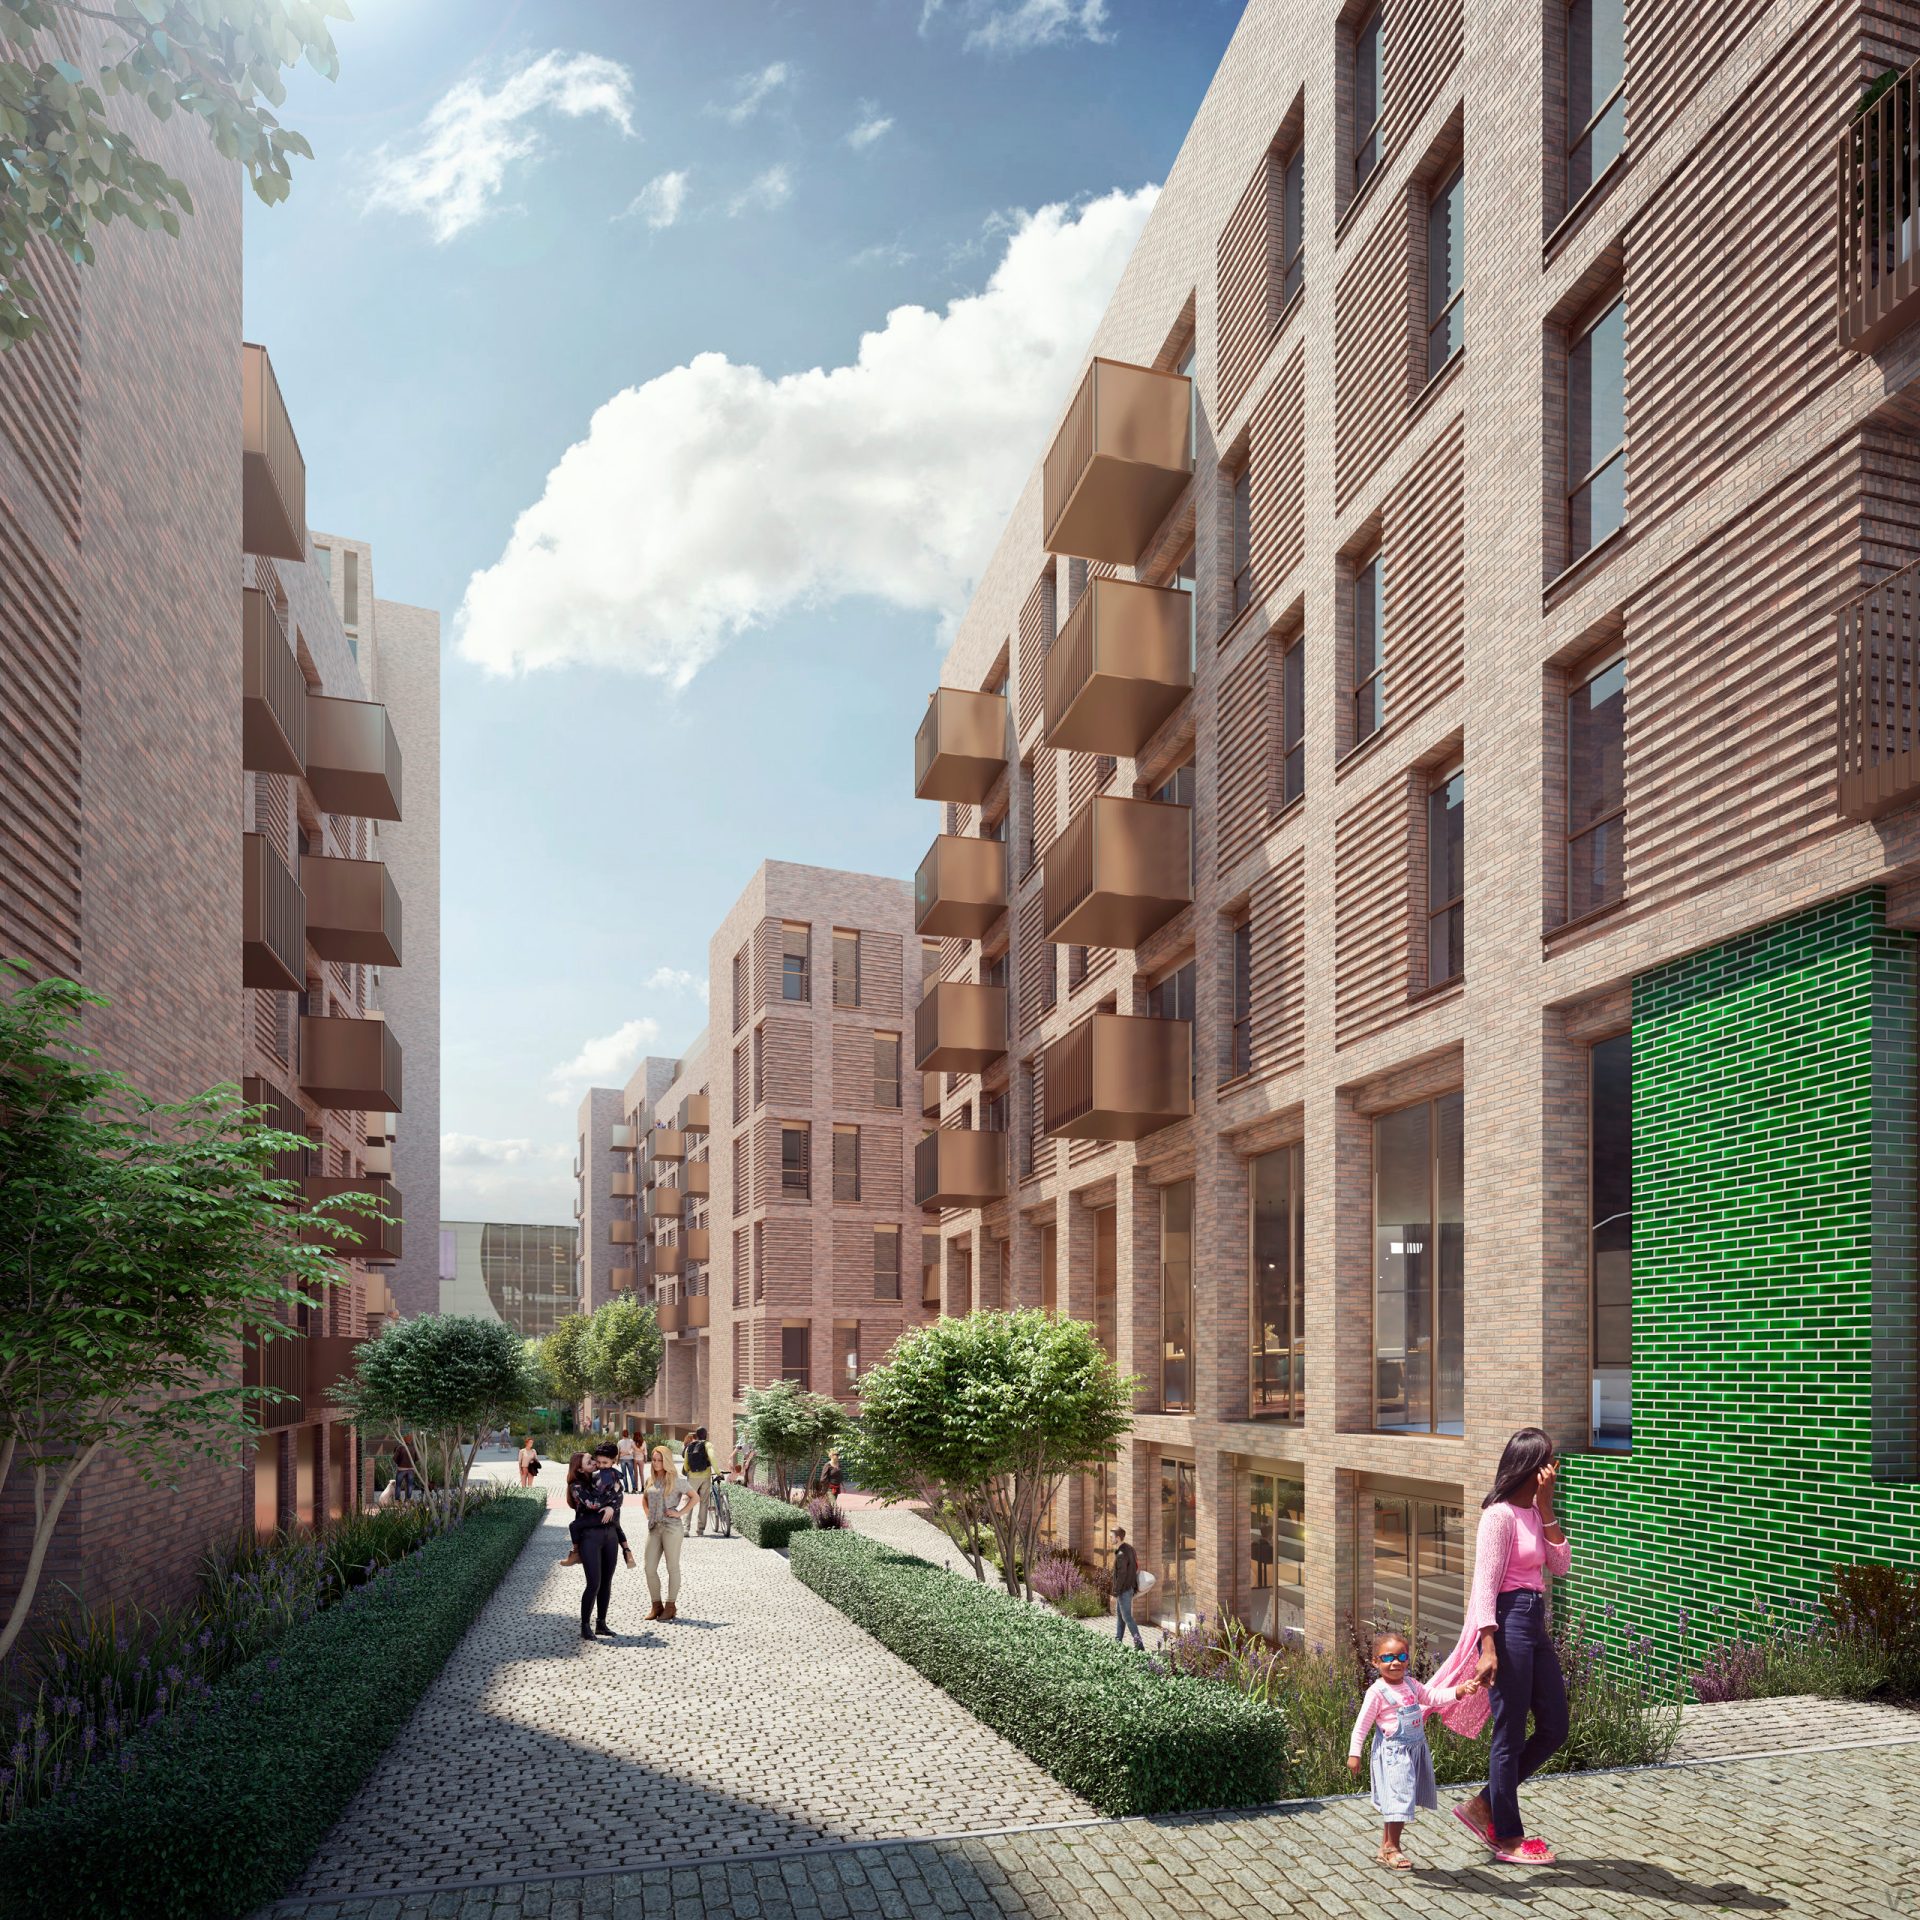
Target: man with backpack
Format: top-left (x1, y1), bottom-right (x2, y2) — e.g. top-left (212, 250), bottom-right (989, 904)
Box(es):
top-left (683, 1427), bottom-right (714, 1535)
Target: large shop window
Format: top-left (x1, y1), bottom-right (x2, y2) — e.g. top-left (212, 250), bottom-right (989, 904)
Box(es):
top-left (1248, 1468), bottom-right (1306, 1643)
top-left (1590, 1031), bottom-right (1633, 1449)
top-left (1362, 1493), bottom-right (1466, 1653)
top-left (1374, 1094), bottom-right (1465, 1434)
top-left (1160, 1179), bottom-right (1195, 1413)
top-left (1251, 1143), bottom-right (1305, 1422)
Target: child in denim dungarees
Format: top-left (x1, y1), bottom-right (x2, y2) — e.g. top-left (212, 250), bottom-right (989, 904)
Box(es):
top-left (1348, 1632), bottom-right (1480, 1871)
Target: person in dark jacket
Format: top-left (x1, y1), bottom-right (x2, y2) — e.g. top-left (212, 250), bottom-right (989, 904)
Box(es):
top-left (1111, 1527), bottom-right (1146, 1649)
top-left (572, 1442), bottom-right (626, 1639)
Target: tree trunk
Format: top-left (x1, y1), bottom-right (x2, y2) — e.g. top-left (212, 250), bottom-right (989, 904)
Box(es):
top-left (0, 1441), bottom-right (102, 1665)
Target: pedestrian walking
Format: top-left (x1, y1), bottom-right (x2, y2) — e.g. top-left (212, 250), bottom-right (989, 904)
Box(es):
top-left (393, 1440), bottom-right (418, 1501)
top-left (516, 1435), bottom-right (539, 1490)
top-left (1347, 1632), bottom-right (1479, 1870)
top-left (617, 1427), bottom-right (639, 1493)
top-left (641, 1442), bottom-right (695, 1620)
top-left (1110, 1527), bottom-right (1147, 1649)
top-left (822, 1448), bottom-right (845, 1497)
top-left (570, 1442), bottom-right (628, 1640)
top-left (1434, 1427), bottom-right (1573, 1864)
top-left (683, 1427), bottom-right (714, 1535)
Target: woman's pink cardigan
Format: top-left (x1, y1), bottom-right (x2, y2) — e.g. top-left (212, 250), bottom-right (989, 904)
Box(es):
top-left (1429, 1503), bottom-right (1571, 1736)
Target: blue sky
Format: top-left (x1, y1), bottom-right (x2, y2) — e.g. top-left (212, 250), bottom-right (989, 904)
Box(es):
top-left (243, 0), bottom-right (1244, 1223)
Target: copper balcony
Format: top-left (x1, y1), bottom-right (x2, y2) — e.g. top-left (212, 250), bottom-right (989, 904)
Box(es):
top-left (1043, 794), bottom-right (1192, 947)
top-left (299, 1016), bottom-right (403, 1112)
top-left (306, 696), bottom-right (402, 822)
top-left (298, 1176), bottom-right (403, 1264)
top-left (914, 835), bottom-right (1007, 939)
top-left (1840, 61), bottom-right (1920, 352)
top-left (361, 1138), bottom-right (394, 1177)
top-left (915, 980), bottom-right (1008, 1073)
top-left (609, 1265), bottom-right (637, 1293)
top-left (1043, 1013), bottom-right (1191, 1142)
top-left (610, 1124), bottom-right (637, 1152)
top-left (915, 688), bottom-right (1009, 804)
top-left (685, 1160), bottom-right (710, 1198)
top-left (651, 1129), bottom-right (687, 1161)
top-left (656, 1243), bottom-right (685, 1277)
top-left (684, 1227), bottom-right (711, 1261)
top-left (305, 1333), bottom-right (359, 1407)
top-left (915, 1128), bottom-right (1008, 1210)
top-left (1839, 556), bottom-right (1920, 816)
top-left (243, 588), bottom-right (306, 776)
top-left (678, 1093), bottom-right (709, 1134)
top-left (301, 854), bottom-right (402, 967)
top-left (244, 1326), bottom-right (306, 1429)
top-left (658, 1298), bottom-right (686, 1334)
top-left (685, 1294), bottom-right (711, 1330)
top-left (647, 1186), bottom-right (684, 1220)
top-left (242, 833), bottom-right (306, 993)
top-left (1045, 577), bottom-right (1192, 756)
top-left (611, 1172), bottom-right (637, 1199)
top-left (610, 1219), bottom-right (637, 1245)
top-left (1042, 357), bottom-right (1193, 564)
top-left (242, 342), bottom-right (307, 562)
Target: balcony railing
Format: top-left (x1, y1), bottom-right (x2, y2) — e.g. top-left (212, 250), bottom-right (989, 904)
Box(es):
top-left (657, 1294), bottom-right (686, 1334)
top-left (1840, 63), bottom-right (1920, 353)
top-left (1839, 555), bottom-right (1920, 816)
top-left (914, 834), bottom-right (1008, 939)
top-left (685, 1160), bottom-right (710, 1197)
top-left (306, 696), bottom-right (403, 822)
top-left (362, 1138), bottom-right (393, 1176)
top-left (915, 1128), bottom-right (1007, 1210)
top-left (611, 1219), bottom-right (638, 1245)
top-left (914, 688), bottom-right (1009, 804)
top-left (611, 1124), bottom-right (637, 1152)
top-left (684, 1226), bottom-right (711, 1261)
top-left (244, 1325), bottom-right (306, 1429)
top-left (678, 1093), bottom-right (709, 1134)
top-left (242, 832), bottom-right (306, 993)
top-left (1045, 577), bottom-right (1192, 757)
top-left (242, 1075), bottom-right (315, 1183)
top-left (242, 342), bottom-right (307, 562)
top-left (656, 1243), bottom-right (685, 1277)
top-left (611, 1172), bottom-right (637, 1198)
top-left (299, 1016), bottom-right (403, 1112)
top-left (1043, 1013), bottom-right (1192, 1142)
top-left (243, 587), bottom-right (305, 776)
top-left (298, 1176), bottom-right (403, 1263)
top-left (609, 1265), bottom-right (636, 1293)
top-left (647, 1186), bottom-right (684, 1220)
top-left (685, 1293), bottom-right (711, 1330)
top-left (1042, 357), bottom-right (1193, 564)
top-left (914, 980), bottom-right (1008, 1073)
top-left (1042, 794), bottom-right (1192, 947)
top-left (301, 854), bottom-right (402, 967)
top-left (651, 1129), bottom-right (687, 1162)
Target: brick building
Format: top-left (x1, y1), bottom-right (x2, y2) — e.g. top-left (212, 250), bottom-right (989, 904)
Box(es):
top-left (910, 0), bottom-right (1920, 1655)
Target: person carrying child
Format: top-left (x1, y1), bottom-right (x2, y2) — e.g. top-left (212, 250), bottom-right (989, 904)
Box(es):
top-left (1347, 1631), bottom-right (1479, 1870)
top-left (559, 1449), bottom-right (637, 1574)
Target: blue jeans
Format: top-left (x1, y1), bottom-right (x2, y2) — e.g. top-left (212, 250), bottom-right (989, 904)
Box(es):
top-left (1485, 1589), bottom-right (1569, 1840)
top-left (1114, 1589), bottom-right (1145, 1646)
top-left (621, 1459), bottom-right (639, 1493)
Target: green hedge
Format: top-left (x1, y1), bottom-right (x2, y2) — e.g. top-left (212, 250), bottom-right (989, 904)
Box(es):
top-left (789, 1531), bottom-right (1289, 1817)
top-left (0, 1491), bottom-right (546, 1919)
top-left (728, 1482), bottom-right (815, 1550)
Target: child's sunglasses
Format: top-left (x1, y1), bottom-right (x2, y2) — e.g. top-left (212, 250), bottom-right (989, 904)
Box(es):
top-left (1377, 1652), bottom-right (1410, 1663)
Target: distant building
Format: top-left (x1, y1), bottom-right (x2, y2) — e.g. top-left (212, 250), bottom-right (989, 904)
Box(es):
top-left (439, 1221), bottom-right (580, 1338)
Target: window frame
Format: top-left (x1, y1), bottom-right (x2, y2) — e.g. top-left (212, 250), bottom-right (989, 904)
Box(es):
top-left (1280, 138), bottom-right (1306, 309)
top-left (832, 1123), bottom-right (861, 1203)
top-left (1565, 0), bottom-right (1626, 208)
top-left (1230, 461), bottom-right (1254, 620)
top-left (1565, 293), bottom-right (1627, 564)
top-left (781, 922), bottom-right (811, 1004)
top-left (1588, 1030), bottom-right (1633, 1450)
top-left (1371, 1092), bottom-right (1465, 1435)
top-left (1351, 1), bottom-right (1385, 191)
top-left (1228, 915), bottom-right (1253, 1080)
top-left (873, 1225), bottom-right (901, 1301)
top-left (1425, 161), bottom-right (1465, 382)
top-left (1425, 765), bottom-right (1464, 988)
top-left (1249, 1142), bottom-right (1305, 1422)
top-left (780, 1122), bottom-right (811, 1199)
top-left (1160, 1178), bottom-right (1195, 1414)
top-left (1351, 547), bottom-right (1386, 749)
top-left (780, 1321), bottom-right (811, 1390)
top-left (1280, 632), bottom-right (1306, 806)
top-left (1565, 653), bottom-right (1626, 919)
top-left (873, 1030), bottom-right (902, 1109)
top-left (833, 928), bottom-right (861, 1008)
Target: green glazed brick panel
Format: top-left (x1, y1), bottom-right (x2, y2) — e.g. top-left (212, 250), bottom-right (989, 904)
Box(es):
top-left (1560, 889), bottom-right (1920, 1668)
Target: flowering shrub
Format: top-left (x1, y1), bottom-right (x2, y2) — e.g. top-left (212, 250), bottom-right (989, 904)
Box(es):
top-left (1030, 1555), bottom-right (1085, 1605)
top-left (805, 1496), bottom-right (848, 1531)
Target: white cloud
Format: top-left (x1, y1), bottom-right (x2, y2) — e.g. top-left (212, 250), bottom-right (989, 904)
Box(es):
top-left (456, 183), bottom-right (1160, 687)
top-left (623, 168), bottom-right (689, 229)
top-left (365, 51), bottom-right (634, 242)
top-left (847, 104), bottom-right (894, 150)
top-left (849, 238), bottom-right (915, 269)
top-left (440, 1134), bottom-right (574, 1225)
top-left (727, 164), bottom-right (792, 216)
top-left (643, 966), bottom-right (708, 1002)
top-left (964, 0), bottom-right (1111, 52)
top-left (720, 61), bottom-right (789, 124)
top-left (545, 1016), bottom-right (662, 1105)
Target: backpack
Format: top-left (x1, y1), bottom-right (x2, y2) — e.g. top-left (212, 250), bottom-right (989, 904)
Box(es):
top-left (685, 1438), bottom-right (710, 1472)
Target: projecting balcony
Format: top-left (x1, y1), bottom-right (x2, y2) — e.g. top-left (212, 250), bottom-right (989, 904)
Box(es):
top-left (658, 1298), bottom-right (686, 1334)
top-left (685, 1227), bottom-right (711, 1261)
top-left (1042, 357), bottom-right (1193, 564)
top-left (610, 1219), bottom-right (638, 1246)
top-left (609, 1266), bottom-right (636, 1293)
top-left (1840, 556), bottom-right (1920, 816)
top-left (611, 1172), bottom-right (637, 1199)
top-left (242, 833), bottom-right (306, 993)
top-left (679, 1093), bottom-right (709, 1134)
top-left (914, 980), bottom-right (1008, 1073)
top-left (656, 1243), bottom-right (685, 1277)
top-left (1043, 1013), bottom-right (1191, 1142)
top-left (298, 1176), bottom-right (403, 1264)
top-left (1840, 62), bottom-right (1920, 352)
top-left (243, 1075), bottom-right (315, 1183)
top-left (915, 1128), bottom-right (1007, 1210)
top-left (685, 1294), bottom-right (711, 1330)
top-left (243, 588), bottom-right (306, 776)
top-left (301, 854), bottom-right (402, 967)
top-left (647, 1186), bottom-right (684, 1220)
top-left (1043, 794), bottom-right (1192, 947)
top-left (685, 1160), bottom-right (710, 1197)
top-left (306, 696), bottom-right (402, 822)
top-left (299, 1016), bottom-right (403, 1112)
top-left (915, 835), bottom-right (1007, 939)
top-left (914, 688), bottom-right (1008, 804)
top-left (651, 1129), bottom-right (687, 1162)
top-left (611, 1124), bottom-right (637, 1153)
top-left (1045, 577), bottom-right (1192, 756)
top-left (242, 342), bottom-right (307, 562)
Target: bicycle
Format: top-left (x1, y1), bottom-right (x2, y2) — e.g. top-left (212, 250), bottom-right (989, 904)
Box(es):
top-left (706, 1471), bottom-right (734, 1539)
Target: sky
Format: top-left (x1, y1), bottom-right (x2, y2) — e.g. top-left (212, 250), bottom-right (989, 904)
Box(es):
top-left (243, 0), bottom-right (1245, 1225)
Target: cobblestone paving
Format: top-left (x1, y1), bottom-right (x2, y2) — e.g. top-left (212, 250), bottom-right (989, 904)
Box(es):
top-left (1671, 1692), bottom-right (1920, 1762)
top-left (265, 1740), bottom-right (1919, 1918)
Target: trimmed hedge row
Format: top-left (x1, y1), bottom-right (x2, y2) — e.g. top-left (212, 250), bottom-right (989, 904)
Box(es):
top-left (789, 1530), bottom-right (1289, 1816)
top-left (0, 1490), bottom-right (547, 1920)
top-left (727, 1481), bottom-right (815, 1550)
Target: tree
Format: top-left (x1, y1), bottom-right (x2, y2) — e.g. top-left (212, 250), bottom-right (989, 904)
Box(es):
top-left (0, 966), bottom-right (382, 1661)
top-left (0, 1), bottom-right (345, 347)
top-left (533, 1311), bottom-right (594, 1420)
top-left (331, 1314), bottom-right (538, 1510)
top-left (851, 1309), bottom-right (1136, 1598)
top-left (582, 1295), bottom-right (663, 1411)
top-left (743, 1377), bottom-right (849, 1501)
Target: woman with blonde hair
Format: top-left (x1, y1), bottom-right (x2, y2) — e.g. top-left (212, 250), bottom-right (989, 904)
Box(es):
top-left (641, 1441), bottom-right (695, 1621)
top-left (516, 1434), bottom-right (539, 1490)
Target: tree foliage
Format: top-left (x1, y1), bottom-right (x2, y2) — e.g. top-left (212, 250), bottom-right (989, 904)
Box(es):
top-left (0, 0), bottom-right (346, 347)
top-left (851, 1309), bottom-right (1136, 1598)
top-left (581, 1294), bottom-right (663, 1408)
top-left (743, 1376), bottom-right (849, 1500)
top-left (531, 1311), bottom-right (593, 1416)
top-left (0, 964), bottom-right (380, 1661)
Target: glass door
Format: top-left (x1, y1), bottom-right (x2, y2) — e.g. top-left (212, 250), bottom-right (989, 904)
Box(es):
top-left (1155, 1458), bottom-right (1197, 1627)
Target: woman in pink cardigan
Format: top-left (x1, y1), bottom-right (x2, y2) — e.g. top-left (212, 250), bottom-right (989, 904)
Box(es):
top-left (1430, 1427), bottom-right (1571, 1864)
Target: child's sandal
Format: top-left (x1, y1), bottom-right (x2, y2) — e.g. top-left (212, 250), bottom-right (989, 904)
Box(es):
top-left (1377, 1845), bottom-right (1412, 1871)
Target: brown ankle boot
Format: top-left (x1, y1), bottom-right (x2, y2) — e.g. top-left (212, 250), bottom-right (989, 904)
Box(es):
top-left (663, 1600), bottom-right (678, 1621)
top-left (647, 1600), bottom-right (664, 1620)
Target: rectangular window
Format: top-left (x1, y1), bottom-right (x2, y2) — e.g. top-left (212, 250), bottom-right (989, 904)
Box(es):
top-left (832, 1124), bottom-right (861, 1202)
top-left (873, 1226), bottom-right (901, 1301)
top-left (1280, 633), bottom-right (1306, 806)
top-left (752, 1221), bottom-right (764, 1303)
top-left (873, 1032), bottom-right (902, 1108)
top-left (1567, 0), bottom-right (1625, 207)
top-left (1039, 1218), bottom-right (1058, 1315)
top-left (1160, 1179), bottom-right (1194, 1413)
top-left (1566, 656), bottom-right (1625, 919)
top-left (1068, 944), bottom-right (1089, 989)
top-left (1373, 1093), bottom-right (1465, 1434)
top-left (1567, 295), bottom-right (1626, 563)
top-left (1426, 768), bottom-right (1464, 987)
top-left (781, 1323), bottom-right (811, 1390)
top-left (1281, 140), bottom-right (1306, 307)
top-left (1364, 1494), bottom-right (1465, 1650)
top-left (1229, 917), bottom-right (1253, 1079)
top-left (782, 923), bottom-right (811, 1003)
top-left (1231, 463), bottom-right (1253, 618)
top-left (1426, 163), bottom-right (1464, 380)
top-left (1040, 940), bottom-right (1057, 1012)
top-left (1019, 759), bottom-right (1037, 875)
top-left (981, 1088), bottom-right (1008, 1138)
top-left (1154, 1458), bottom-right (1197, 1626)
top-left (342, 546), bottom-right (359, 628)
top-left (1146, 958), bottom-right (1196, 1024)
top-left (732, 947), bottom-right (747, 1030)
top-left (921, 937), bottom-right (941, 983)
top-left (1251, 1143), bottom-right (1305, 1420)
top-left (1093, 1206), bottom-right (1117, 1357)
top-left (921, 1230), bottom-right (940, 1307)
top-left (833, 929), bottom-right (861, 1008)
top-left (981, 950), bottom-right (1009, 988)
top-left (1248, 1469), bottom-right (1306, 1643)
top-left (1352, 549), bottom-right (1385, 747)
top-left (1590, 1031), bottom-right (1632, 1449)
top-left (1352, 3), bottom-right (1384, 189)
top-left (836, 1321), bottom-right (860, 1393)
top-left (781, 1123), bottom-right (811, 1199)
top-left (752, 1027), bottom-right (764, 1108)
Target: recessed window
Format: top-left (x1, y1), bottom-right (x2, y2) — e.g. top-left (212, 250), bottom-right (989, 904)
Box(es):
top-left (1426, 164), bottom-right (1464, 380)
top-left (1373, 1092), bottom-right (1464, 1434)
top-left (781, 1123), bottom-right (810, 1199)
top-left (1019, 759), bottom-right (1037, 875)
top-left (1231, 463), bottom-right (1254, 619)
top-left (1566, 0), bottom-right (1625, 207)
top-left (1160, 1178), bottom-right (1194, 1412)
top-left (1363, 1494), bottom-right (1465, 1649)
top-left (981, 1088), bottom-right (1008, 1135)
top-left (732, 947), bottom-right (747, 1030)
top-left (981, 950), bottom-right (1009, 989)
top-left (1146, 958), bottom-right (1195, 1024)
top-left (781, 923), bottom-right (811, 1003)
top-left (1022, 1063), bottom-right (1041, 1176)
top-left (1068, 944), bottom-right (1089, 990)
top-left (833, 1124), bottom-right (860, 1203)
top-left (833, 929), bottom-right (861, 1008)
top-left (836, 1321), bottom-right (860, 1393)
top-left (1248, 1469), bottom-right (1306, 1643)
top-left (1250, 1142), bottom-right (1304, 1420)
top-left (752, 1027), bottom-right (763, 1107)
top-left (752, 1221), bottom-right (764, 1303)
top-left (1040, 939), bottom-right (1057, 1012)
top-left (1228, 916), bottom-right (1253, 1079)
top-left (1280, 633), bottom-right (1306, 805)
top-left (1426, 768), bottom-right (1464, 987)
top-left (1352, 548), bottom-right (1386, 747)
top-left (780, 1322), bottom-right (811, 1389)
top-left (1566, 656), bottom-right (1625, 918)
top-left (1281, 139), bottom-right (1306, 306)
top-left (342, 546), bottom-right (359, 629)
top-left (873, 1031), bottom-right (902, 1109)
top-left (1567, 295), bottom-right (1627, 563)
top-left (1352, 3), bottom-right (1384, 190)
top-left (873, 1226), bottom-right (901, 1301)
top-left (1590, 1031), bottom-right (1632, 1449)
